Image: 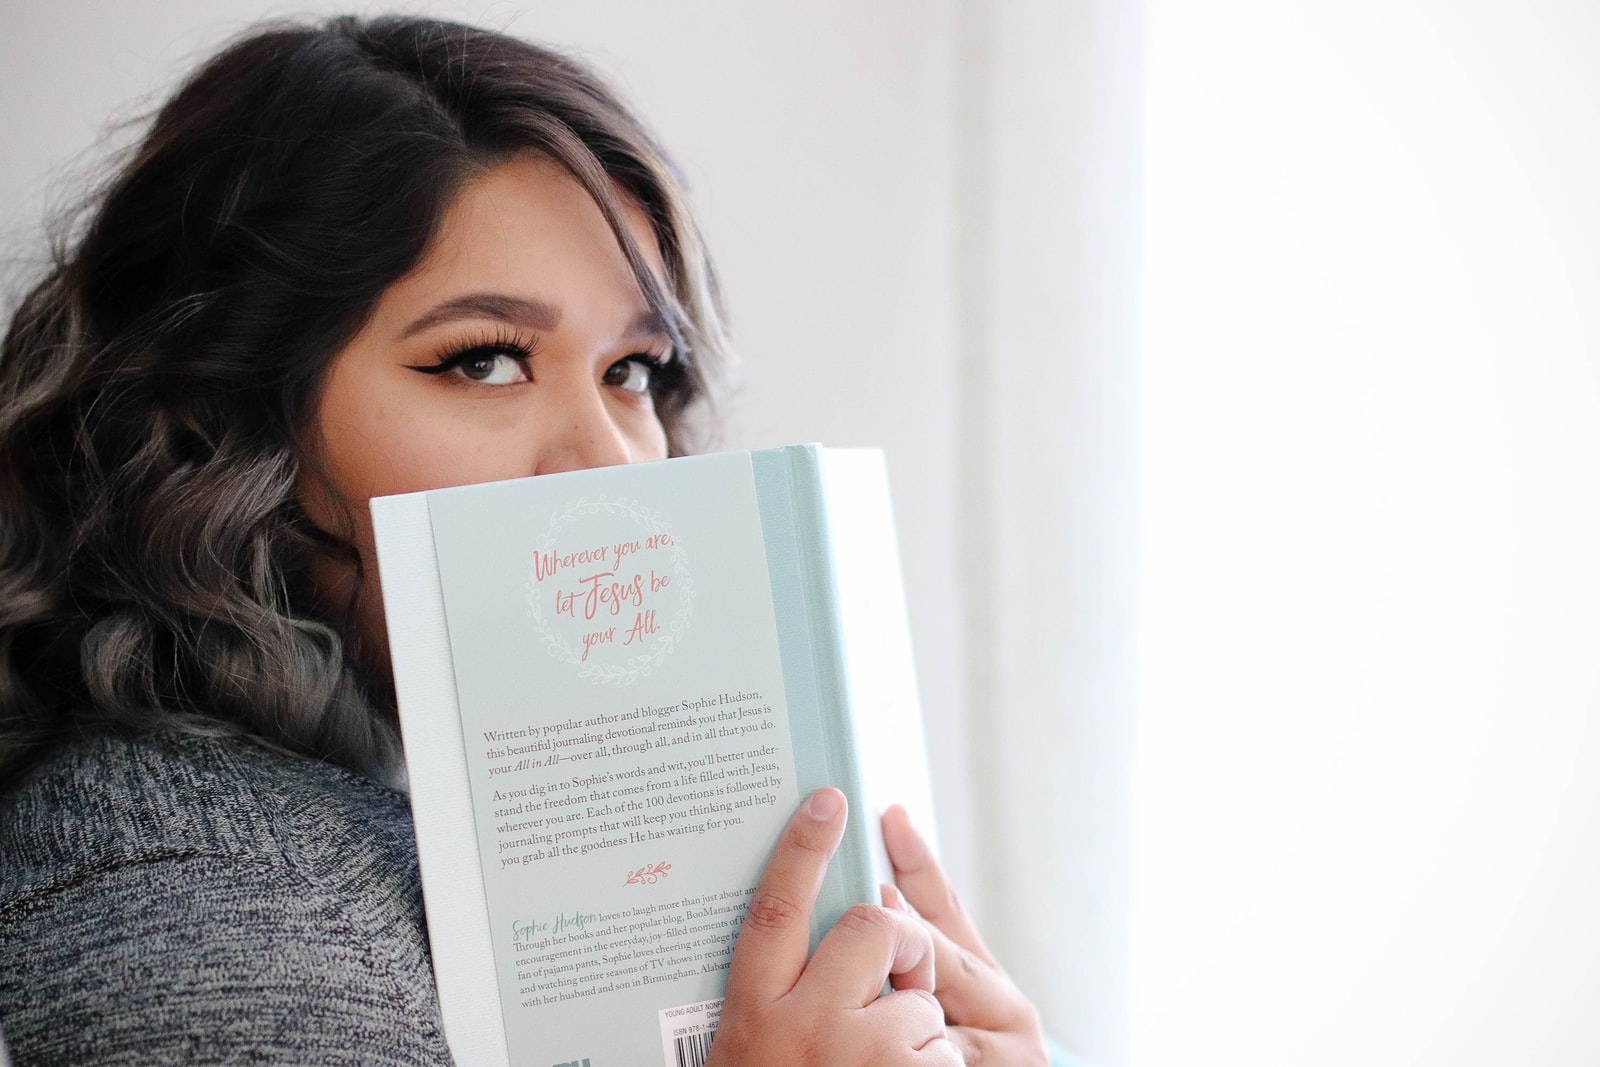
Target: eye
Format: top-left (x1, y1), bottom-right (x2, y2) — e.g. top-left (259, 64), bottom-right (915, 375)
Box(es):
top-left (449, 347), bottom-right (531, 385)
top-left (407, 340), bottom-right (535, 386)
top-left (603, 354), bottom-right (661, 395)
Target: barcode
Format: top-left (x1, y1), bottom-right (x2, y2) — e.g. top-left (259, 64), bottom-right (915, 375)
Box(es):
top-left (659, 996), bottom-right (722, 1067)
top-left (673, 1030), bottom-right (714, 1067)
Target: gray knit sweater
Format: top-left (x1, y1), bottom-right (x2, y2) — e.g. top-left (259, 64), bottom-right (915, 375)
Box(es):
top-left (0, 728), bottom-right (454, 1065)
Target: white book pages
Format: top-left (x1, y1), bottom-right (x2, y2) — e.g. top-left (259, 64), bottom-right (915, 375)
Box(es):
top-left (819, 449), bottom-right (940, 873)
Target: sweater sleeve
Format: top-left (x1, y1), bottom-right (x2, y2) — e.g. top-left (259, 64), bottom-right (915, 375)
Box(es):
top-left (0, 851), bottom-right (452, 1067)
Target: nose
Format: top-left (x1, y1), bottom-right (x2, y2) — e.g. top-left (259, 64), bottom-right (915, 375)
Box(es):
top-left (537, 382), bottom-right (637, 476)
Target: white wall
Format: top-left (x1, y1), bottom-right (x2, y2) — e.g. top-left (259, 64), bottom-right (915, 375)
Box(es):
top-left (1137, 2), bottom-right (1600, 1064)
top-left (953, 3), bottom-right (1142, 1062)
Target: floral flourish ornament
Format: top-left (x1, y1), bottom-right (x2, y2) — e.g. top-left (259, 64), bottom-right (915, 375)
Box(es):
top-left (624, 861), bottom-right (672, 886)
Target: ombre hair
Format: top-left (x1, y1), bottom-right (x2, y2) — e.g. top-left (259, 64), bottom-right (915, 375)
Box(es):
top-left (0, 15), bottom-right (731, 783)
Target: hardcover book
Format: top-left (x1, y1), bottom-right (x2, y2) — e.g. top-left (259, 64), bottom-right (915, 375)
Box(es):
top-left (371, 445), bottom-right (937, 1067)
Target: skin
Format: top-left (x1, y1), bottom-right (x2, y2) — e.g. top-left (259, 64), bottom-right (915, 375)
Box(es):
top-left (881, 806), bottom-right (1049, 1066)
top-left (303, 154), bottom-right (1047, 1065)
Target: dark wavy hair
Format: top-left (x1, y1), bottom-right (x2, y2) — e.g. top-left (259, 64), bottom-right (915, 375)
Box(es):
top-left (0, 15), bottom-right (730, 785)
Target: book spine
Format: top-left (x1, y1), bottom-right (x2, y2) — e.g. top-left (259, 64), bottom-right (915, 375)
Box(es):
top-left (752, 445), bottom-right (878, 945)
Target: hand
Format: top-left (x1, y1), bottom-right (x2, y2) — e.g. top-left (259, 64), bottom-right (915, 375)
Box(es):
top-left (706, 788), bottom-right (962, 1067)
top-left (882, 805), bottom-right (1049, 1067)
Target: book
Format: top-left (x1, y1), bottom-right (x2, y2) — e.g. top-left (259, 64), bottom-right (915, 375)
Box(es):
top-left (370, 444), bottom-right (938, 1067)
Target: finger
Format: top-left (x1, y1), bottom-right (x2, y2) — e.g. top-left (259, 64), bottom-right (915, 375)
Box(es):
top-left (725, 787), bottom-right (848, 1003)
top-left (890, 872), bottom-right (1030, 1030)
top-left (859, 988), bottom-right (964, 1065)
top-left (946, 1025), bottom-right (982, 1067)
top-left (947, 1024), bottom-right (1049, 1067)
top-left (922, 920), bottom-right (1034, 1030)
top-left (882, 804), bottom-right (992, 962)
top-left (799, 903), bottom-right (935, 1005)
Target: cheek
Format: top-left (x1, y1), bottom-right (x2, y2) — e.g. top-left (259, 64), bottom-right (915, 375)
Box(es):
top-left (634, 411), bottom-right (670, 462)
top-left (319, 411), bottom-right (532, 514)
top-left (302, 392), bottom-right (491, 548)
top-left (615, 397), bottom-right (670, 460)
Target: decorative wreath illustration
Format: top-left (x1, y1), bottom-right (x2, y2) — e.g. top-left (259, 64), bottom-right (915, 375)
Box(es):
top-left (526, 496), bottom-right (695, 685)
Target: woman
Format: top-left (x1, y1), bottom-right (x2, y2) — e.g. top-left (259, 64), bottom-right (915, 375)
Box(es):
top-left (0, 16), bottom-right (1053, 1065)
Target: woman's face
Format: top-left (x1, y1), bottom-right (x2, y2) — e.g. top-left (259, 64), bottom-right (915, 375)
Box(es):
top-left (303, 155), bottom-right (675, 672)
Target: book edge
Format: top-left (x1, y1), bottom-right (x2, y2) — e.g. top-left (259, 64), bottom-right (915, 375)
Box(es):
top-left (370, 492), bottom-right (512, 1067)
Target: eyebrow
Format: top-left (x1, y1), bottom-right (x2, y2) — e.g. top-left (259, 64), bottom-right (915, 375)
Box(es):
top-left (399, 293), bottom-right (561, 339)
top-left (398, 292), bottom-right (675, 343)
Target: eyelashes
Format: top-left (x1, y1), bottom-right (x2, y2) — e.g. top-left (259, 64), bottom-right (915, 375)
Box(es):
top-left (627, 349), bottom-right (689, 396)
top-left (404, 328), bottom-right (690, 398)
top-left (405, 328), bottom-right (537, 385)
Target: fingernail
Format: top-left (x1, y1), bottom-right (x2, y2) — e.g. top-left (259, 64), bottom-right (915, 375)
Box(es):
top-left (806, 788), bottom-right (843, 820)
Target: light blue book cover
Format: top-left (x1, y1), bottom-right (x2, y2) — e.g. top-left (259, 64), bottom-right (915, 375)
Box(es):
top-left (372, 445), bottom-right (935, 1067)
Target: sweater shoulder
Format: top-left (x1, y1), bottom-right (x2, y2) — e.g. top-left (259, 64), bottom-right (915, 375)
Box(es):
top-left (0, 730), bottom-right (449, 1066)
top-left (0, 728), bottom-right (413, 900)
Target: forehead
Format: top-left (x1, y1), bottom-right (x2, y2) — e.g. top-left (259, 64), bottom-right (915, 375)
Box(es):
top-left (386, 155), bottom-right (667, 318)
